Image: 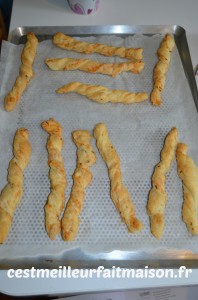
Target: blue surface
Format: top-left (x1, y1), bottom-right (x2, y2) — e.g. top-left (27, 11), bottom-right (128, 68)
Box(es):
top-left (0, 0), bottom-right (13, 31)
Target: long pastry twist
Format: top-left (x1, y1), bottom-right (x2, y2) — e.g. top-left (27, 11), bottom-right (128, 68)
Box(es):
top-left (45, 57), bottom-right (144, 77)
top-left (56, 82), bottom-right (148, 104)
top-left (94, 123), bottom-right (143, 233)
top-left (150, 34), bottom-right (175, 106)
top-left (41, 118), bottom-right (67, 240)
top-left (53, 32), bottom-right (143, 61)
top-left (147, 127), bottom-right (178, 239)
top-left (0, 128), bottom-right (31, 244)
top-left (4, 32), bottom-right (38, 112)
top-left (176, 143), bottom-right (198, 235)
top-left (61, 130), bottom-right (96, 241)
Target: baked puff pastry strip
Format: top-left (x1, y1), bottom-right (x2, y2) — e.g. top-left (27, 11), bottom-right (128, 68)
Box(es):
top-left (176, 143), bottom-right (198, 235)
top-left (61, 130), bottom-right (96, 241)
top-left (41, 118), bottom-right (67, 240)
top-left (150, 34), bottom-right (175, 106)
top-left (45, 57), bottom-right (144, 77)
top-left (53, 32), bottom-right (143, 61)
top-left (0, 128), bottom-right (31, 244)
top-left (4, 32), bottom-right (38, 112)
top-left (147, 127), bottom-right (178, 239)
top-left (94, 123), bottom-right (143, 233)
top-left (56, 82), bottom-right (148, 104)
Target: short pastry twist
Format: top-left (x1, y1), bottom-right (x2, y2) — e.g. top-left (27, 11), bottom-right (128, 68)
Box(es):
top-left (4, 32), bottom-right (38, 112)
top-left (53, 32), bottom-right (143, 61)
top-left (61, 130), bottom-right (96, 241)
top-left (147, 127), bottom-right (178, 239)
top-left (45, 57), bottom-right (144, 77)
top-left (41, 118), bottom-right (67, 240)
top-left (176, 143), bottom-right (198, 235)
top-left (150, 34), bottom-right (175, 106)
top-left (0, 128), bottom-right (31, 244)
top-left (94, 123), bottom-right (143, 233)
top-left (56, 82), bottom-right (148, 104)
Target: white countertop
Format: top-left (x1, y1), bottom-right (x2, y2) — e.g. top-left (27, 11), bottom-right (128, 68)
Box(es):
top-left (9, 0), bottom-right (198, 68)
top-left (1, 0), bottom-right (198, 296)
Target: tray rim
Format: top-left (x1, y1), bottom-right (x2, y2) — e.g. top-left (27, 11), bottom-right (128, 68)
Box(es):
top-left (1, 25), bottom-right (198, 269)
top-left (8, 24), bottom-right (186, 42)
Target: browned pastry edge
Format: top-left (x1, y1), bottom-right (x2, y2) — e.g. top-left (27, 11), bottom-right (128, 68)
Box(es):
top-left (56, 82), bottom-right (148, 104)
top-left (53, 32), bottom-right (143, 61)
top-left (150, 34), bottom-right (175, 106)
top-left (176, 143), bottom-right (198, 235)
top-left (147, 127), bottom-right (178, 239)
top-left (45, 57), bottom-right (144, 77)
top-left (94, 123), bottom-right (143, 233)
top-left (0, 128), bottom-right (31, 244)
top-left (61, 130), bottom-right (96, 241)
top-left (4, 32), bottom-right (38, 112)
top-left (41, 118), bottom-right (67, 240)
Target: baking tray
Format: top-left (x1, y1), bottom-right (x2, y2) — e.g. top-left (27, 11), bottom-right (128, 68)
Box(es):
top-left (0, 25), bottom-right (197, 269)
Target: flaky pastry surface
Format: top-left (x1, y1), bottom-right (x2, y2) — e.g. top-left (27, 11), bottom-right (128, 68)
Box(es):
top-left (150, 34), bottom-right (175, 106)
top-left (147, 127), bottom-right (178, 239)
top-left (45, 57), bottom-right (144, 77)
top-left (176, 143), bottom-right (198, 235)
top-left (41, 118), bottom-right (67, 240)
top-left (53, 32), bottom-right (143, 60)
top-left (4, 32), bottom-right (38, 112)
top-left (56, 82), bottom-right (148, 104)
top-left (94, 123), bottom-right (143, 233)
top-left (61, 130), bottom-right (96, 241)
top-left (0, 128), bottom-right (31, 244)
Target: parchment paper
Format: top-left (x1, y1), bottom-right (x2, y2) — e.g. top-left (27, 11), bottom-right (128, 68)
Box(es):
top-left (0, 34), bottom-right (198, 259)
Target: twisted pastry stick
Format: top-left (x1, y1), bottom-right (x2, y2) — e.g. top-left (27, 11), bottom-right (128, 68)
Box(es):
top-left (56, 82), bottom-right (148, 104)
top-left (41, 118), bottom-right (67, 240)
top-left (61, 130), bottom-right (96, 241)
top-left (53, 32), bottom-right (143, 61)
top-left (147, 127), bottom-right (178, 239)
top-left (4, 32), bottom-right (38, 112)
top-left (94, 123), bottom-right (143, 233)
top-left (45, 57), bottom-right (144, 77)
top-left (0, 128), bottom-right (31, 244)
top-left (150, 34), bottom-right (175, 106)
top-left (176, 143), bottom-right (198, 235)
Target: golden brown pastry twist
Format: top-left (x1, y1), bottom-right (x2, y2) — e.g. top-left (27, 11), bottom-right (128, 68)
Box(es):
top-left (56, 82), bottom-right (148, 104)
top-left (45, 57), bottom-right (144, 77)
top-left (147, 127), bottom-right (178, 239)
top-left (61, 130), bottom-right (96, 241)
top-left (41, 118), bottom-right (67, 240)
top-left (94, 123), bottom-right (143, 233)
top-left (4, 32), bottom-right (38, 112)
top-left (0, 128), bottom-right (31, 244)
top-left (176, 143), bottom-right (198, 235)
top-left (150, 34), bottom-right (175, 106)
top-left (53, 32), bottom-right (143, 61)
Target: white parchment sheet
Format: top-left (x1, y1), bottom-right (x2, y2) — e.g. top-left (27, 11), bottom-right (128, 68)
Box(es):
top-left (0, 34), bottom-right (198, 259)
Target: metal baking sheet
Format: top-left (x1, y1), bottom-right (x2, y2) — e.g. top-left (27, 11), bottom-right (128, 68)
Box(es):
top-left (0, 25), bottom-right (197, 269)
